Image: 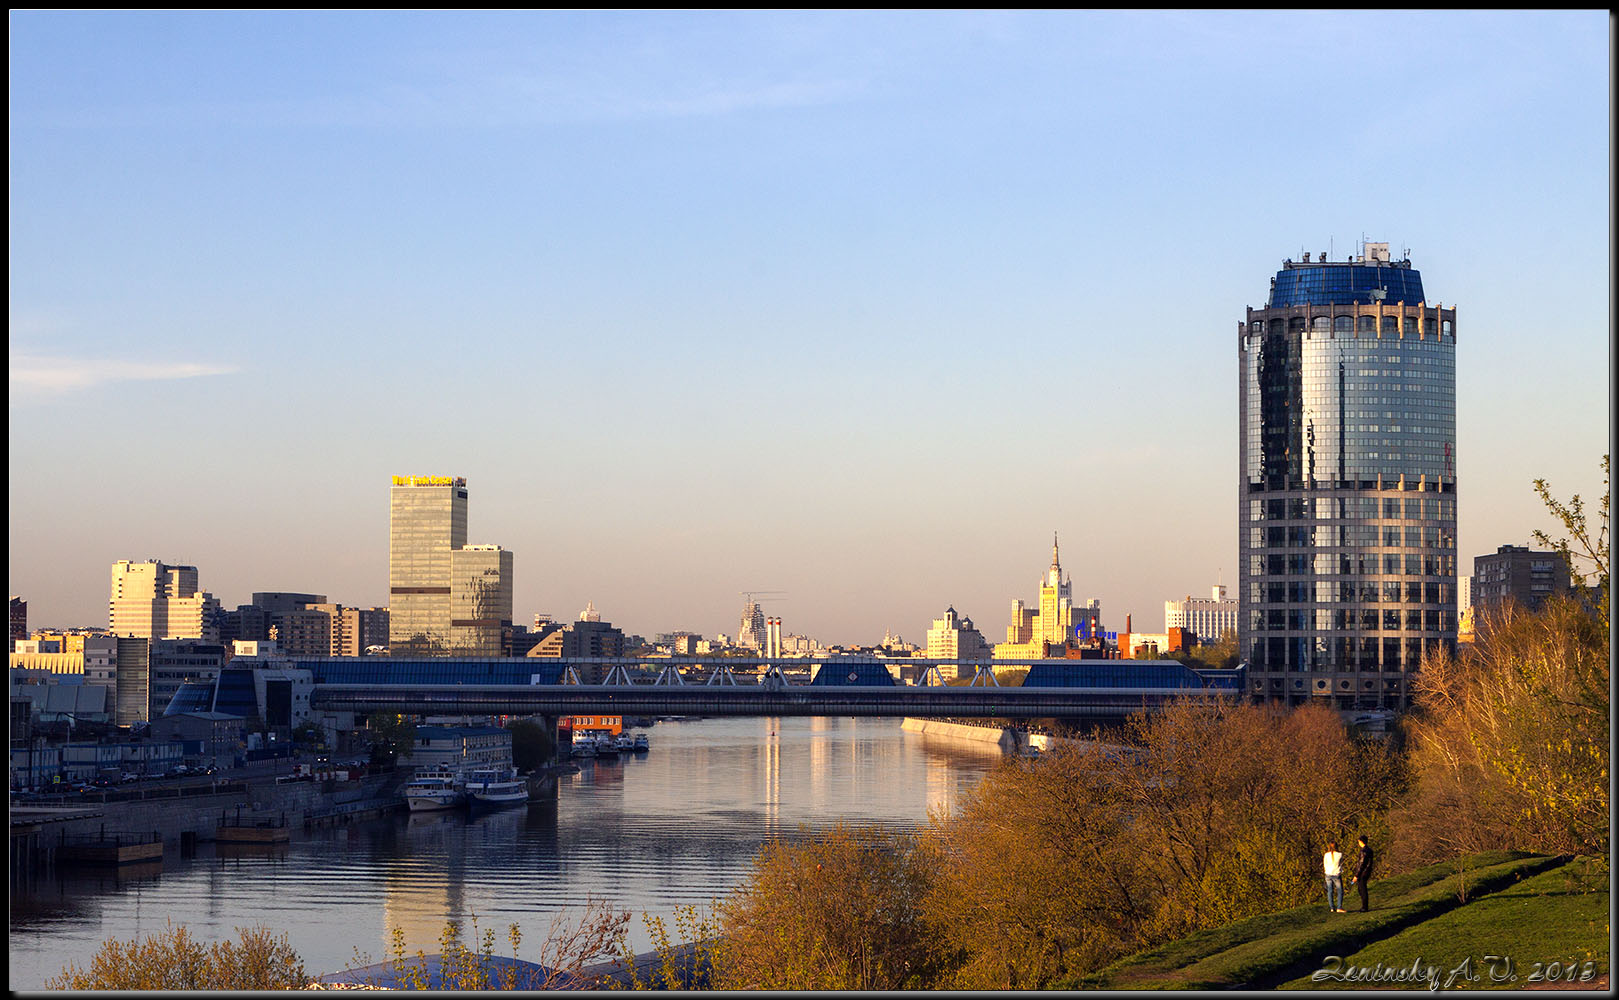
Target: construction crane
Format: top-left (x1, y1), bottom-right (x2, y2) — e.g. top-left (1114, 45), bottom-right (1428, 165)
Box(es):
top-left (738, 590), bottom-right (789, 604)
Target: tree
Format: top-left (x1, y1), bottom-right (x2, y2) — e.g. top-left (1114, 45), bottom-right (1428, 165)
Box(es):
top-left (1397, 596), bottom-right (1608, 862)
top-left (48, 922), bottom-right (306, 990)
top-left (920, 700), bottom-right (1401, 987)
top-left (365, 710), bottom-right (416, 766)
top-left (1395, 458), bottom-right (1611, 864)
top-left (1533, 454), bottom-right (1609, 630)
top-left (711, 824), bottom-right (942, 990)
top-left (510, 718), bottom-right (554, 772)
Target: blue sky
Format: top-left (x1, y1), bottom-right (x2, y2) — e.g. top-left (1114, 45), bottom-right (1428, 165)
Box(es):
top-left (9, 11), bottom-right (1610, 642)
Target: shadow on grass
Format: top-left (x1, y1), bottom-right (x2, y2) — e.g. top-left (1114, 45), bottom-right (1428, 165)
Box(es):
top-left (1075, 852), bottom-right (1568, 991)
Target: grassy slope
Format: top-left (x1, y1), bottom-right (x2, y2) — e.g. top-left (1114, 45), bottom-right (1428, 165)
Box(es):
top-left (1280, 858), bottom-right (1610, 990)
top-left (1074, 852), bottom-right (1576, 990)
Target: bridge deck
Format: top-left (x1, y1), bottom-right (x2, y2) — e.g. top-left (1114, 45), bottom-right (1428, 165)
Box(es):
top-left (311, 683), bottom-right (1234, 719)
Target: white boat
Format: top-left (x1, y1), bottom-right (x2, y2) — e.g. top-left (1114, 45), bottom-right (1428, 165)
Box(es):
top-left (571, 735), bottom-right (598, 758)
top-left (403, 766), bottom-right (464, 812)
top-left (464, 767), bottom-right (529, 809)
top-left (614, 734), bottom-right (635, 752)
top-left (594, 735), bottom-right (621, 756)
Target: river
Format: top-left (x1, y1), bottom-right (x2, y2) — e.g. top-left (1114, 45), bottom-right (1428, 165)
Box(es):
top-left (8, 715), bottom-right (1005, 989)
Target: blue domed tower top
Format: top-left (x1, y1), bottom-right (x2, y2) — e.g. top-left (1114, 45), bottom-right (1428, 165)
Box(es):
top-left (1268, 243), bottom-right (1425, 307)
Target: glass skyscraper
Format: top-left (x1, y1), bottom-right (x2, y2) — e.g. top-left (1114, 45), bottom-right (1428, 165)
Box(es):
top-left (1237, 244), bottom-right (1457, 709)
top-left (388, 476), bottom-right (468, 656)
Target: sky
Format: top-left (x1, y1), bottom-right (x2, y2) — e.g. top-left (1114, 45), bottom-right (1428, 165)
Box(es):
top-left (8, 11), bottom-right (1611, 644)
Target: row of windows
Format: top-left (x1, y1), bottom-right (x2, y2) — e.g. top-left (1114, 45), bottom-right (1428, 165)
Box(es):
top-left (1250, 609), bottom-right (1456, 633)
top-left (1255, 581), bottom-right (1454, 604)
top-left (1247, 635), bottom-right (1450, 672)
top-left (1250, 497), bottom-right (1457, 520)
top-left (1250, 526), bottom-right (1453, 548)
top-left (1249, 554), bottom-right (1458, 576)
top-left (1249, 315), bottom-right (1452, 335)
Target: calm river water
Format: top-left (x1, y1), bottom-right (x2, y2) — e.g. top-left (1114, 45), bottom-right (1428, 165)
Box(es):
top-left (9, 716), bottom-right (1005, 989)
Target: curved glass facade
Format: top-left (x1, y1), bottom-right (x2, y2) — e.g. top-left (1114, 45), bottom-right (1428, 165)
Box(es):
top-left (1237, 258), bottom-right (1457, 709)
top-left (1271, 262), bottom-right (1425, 307)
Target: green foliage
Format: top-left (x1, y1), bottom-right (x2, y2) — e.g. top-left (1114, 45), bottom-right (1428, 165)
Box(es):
top-left (509, 718), bottom-right (554, 772)
top-left (1532, 454), bottom-right (1609, 631)
top-left (711, 824), bottom-right (942, 990)
top-left (365, 710), bottom-right (416, 764)
top-left (47, 921), bottom-right (306, 990)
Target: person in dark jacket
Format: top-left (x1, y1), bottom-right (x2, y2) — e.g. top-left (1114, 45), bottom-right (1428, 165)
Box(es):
top-left (1350, 835), bottom-right (1374, 912)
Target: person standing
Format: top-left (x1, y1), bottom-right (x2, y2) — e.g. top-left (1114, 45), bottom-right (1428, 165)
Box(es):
top-left (1323, 841), bottom-right (1345, 913)
top-left (1351, 835), bottom-right (1374, 912)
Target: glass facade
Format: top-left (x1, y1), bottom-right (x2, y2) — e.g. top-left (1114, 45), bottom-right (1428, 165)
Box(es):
top-left (388, 483), bottom-right (468, 655)
top-left (1238, 258), bottom-right (1457, 709)
top-left (1270, 260), bottom-right (1426, 307)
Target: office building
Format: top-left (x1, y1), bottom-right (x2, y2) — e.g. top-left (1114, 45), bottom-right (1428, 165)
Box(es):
top-left (390, 475), bottom-right (518, 657)
top-left (1471, 545), bottom-right (1570, 615)
top-left (449, 545), bottom-right (513, 657)
top-left (1238, 243), bottom-right (1457, 709)
top-left (108, 560), bottom-right (221, 641)
top-left (1164, 585), bottom-right (1240, 644)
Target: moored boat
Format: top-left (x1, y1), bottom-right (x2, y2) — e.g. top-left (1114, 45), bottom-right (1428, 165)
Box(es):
top-left (464, 767), bottom-right (529, 809)
top-left (403, 766), bottom-right (464, 812)
top-left (632, 733), bottom-right (649, 752)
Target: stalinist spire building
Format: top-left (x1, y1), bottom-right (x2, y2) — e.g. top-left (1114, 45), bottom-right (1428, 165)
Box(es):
top-left (994, 535), bottom-right (1100, 659)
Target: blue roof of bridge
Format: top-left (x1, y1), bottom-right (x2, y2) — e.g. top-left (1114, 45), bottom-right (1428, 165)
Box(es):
top-left (300, 658), bottom-right (566, 686)
top-left (809, 662), bottom-right (896, 686)
top-left (1023, 661), bottom-right (1239, 689)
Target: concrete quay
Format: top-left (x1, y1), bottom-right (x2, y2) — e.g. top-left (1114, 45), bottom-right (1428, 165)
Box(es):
top-left (10, 768), bottom-right (410, 872)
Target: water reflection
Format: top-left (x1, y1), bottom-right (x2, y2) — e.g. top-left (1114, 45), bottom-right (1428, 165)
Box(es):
top-left (8, 716), bottom-right (1000, 989)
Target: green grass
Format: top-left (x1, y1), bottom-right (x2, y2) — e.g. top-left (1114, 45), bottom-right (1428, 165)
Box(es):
top-left (1073, 852), bottom-right (1567, 990)
top-left (1281, 858), bottom-right (1610, 990)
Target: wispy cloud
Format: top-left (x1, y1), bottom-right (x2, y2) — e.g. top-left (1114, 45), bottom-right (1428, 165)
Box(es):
top-left (9, 353), bottom-right (238, 397)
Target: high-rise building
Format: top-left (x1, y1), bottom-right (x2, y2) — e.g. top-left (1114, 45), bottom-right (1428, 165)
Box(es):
top-left (1164, 585), bottom-right (1240, 644)
top-left (1238, 243), bottom-right (1457, 709)
top-left (994, 536), bottom-right (1100, 658)
top-left (109, 559), bottom-right (221, 641)
top-left (388, 475), bottom-right (514, 656)
top-left (389, 475), bottom-right (469, 655)
top-left (737, 598), bottom-right (767, 650)
top-left (450, 545), bottom-right (513, 657)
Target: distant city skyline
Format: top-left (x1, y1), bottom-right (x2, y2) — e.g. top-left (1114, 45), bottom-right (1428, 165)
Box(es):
top-left (8, 11), bottom-right (1609, 643)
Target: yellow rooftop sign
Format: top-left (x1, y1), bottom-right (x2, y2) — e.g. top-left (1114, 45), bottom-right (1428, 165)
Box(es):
top-left (392, 476), bottom-right (466, 487)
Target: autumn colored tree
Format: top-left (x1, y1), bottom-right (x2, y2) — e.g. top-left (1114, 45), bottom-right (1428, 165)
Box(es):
top-left (920, 699), bottom-right (1400, 986)
top-left (711, 824), bottom-right (942, 990)
top-left (1397, 596), bottom-right (1609, 863)
top-left (1396, 458), bottom-right (1610, 864)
